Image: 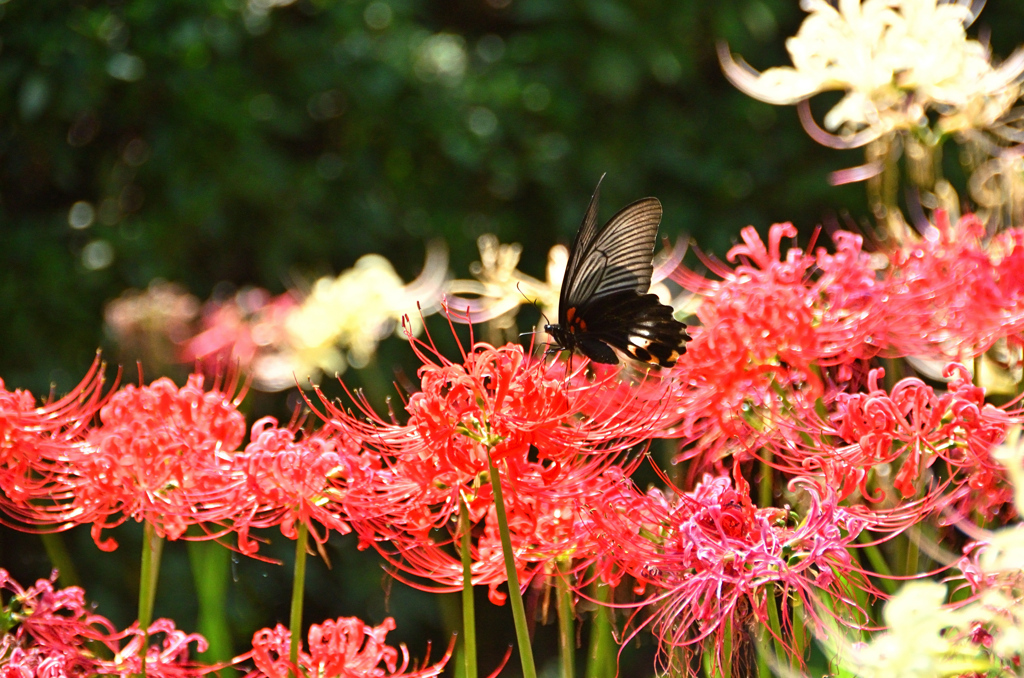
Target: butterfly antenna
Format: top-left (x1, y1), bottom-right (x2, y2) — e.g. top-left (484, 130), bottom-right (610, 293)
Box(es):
top-left (514, 282), bottom-right (551, 326)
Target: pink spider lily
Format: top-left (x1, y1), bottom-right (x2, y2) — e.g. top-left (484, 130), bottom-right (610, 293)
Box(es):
top-left (583, 473), bottom-right (873, 675)
top-left (180, 288), bottom-right (298, 377)
top-left (0, 569), bottom-right (217, 677)
top-left (241, 617), bottom-right (452, 678)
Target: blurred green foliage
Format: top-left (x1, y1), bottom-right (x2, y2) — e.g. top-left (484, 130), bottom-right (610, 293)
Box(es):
top-left (4, 0), bottom-right (1024, 674)
top-left (1, 0), bottom-right (878, 394)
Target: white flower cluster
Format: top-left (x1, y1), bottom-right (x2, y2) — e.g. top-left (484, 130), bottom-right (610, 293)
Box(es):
top-left (720, 0), bottom-right (1024, 145)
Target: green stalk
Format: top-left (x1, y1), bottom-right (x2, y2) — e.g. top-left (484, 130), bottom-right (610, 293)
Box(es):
top-left (459, 495), bottom-right (478, 678)
top-left (187, 541), bottom-right (232, 663)
top-left (486, 453), bottom-right (537, 678)
top-left (718, 619), bottom-right (733, 678)
top-left (757, 451), bottom-right (773, 510)
top-left (289, 521), bottom-right (309, 678)
top-left (138, 521), bottom-right (165, 678)
top-left (40, 532), bottom-right (80, 587)
top-left (555, 560), bottom-right (576, 678)
top-left (855, 531), bottom-right (896, 595)
top-left (585, 578), bottom-right (614, 678)
top-left (764, 586), bottom-right (787, 670)
top-left (790, 596), bottom-right (806, 666)
top-left (756, 632), bottom-right (770, 678)
top-left (897, 530), bottom-right (919, 578)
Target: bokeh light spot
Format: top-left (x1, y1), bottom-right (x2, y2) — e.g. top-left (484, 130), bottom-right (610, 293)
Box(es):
top-left (68, 201), bottom-right (95, 230)
top-left (364, 2), bottom-right (393, 30)
top-left (82, 240), bottom-right (115, 271)
top-left (107, 53), bottom-right (146, 81)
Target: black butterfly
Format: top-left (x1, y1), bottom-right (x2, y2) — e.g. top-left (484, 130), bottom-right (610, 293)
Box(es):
top-left (544, 176), bottom-right (691, 367)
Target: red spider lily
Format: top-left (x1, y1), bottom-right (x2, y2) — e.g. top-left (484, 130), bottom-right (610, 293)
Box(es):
top-left (4, 372), bottom-right (249, 550)
top-left (241, 617), bottom-right (452, 678)
top-left (0, 641), bottom-right (81, 678)
top-left (105, 619), bottom-right (213, 678)
top-left (669, 223), bottom-right (872, 468)
top-left (763, 363), bottom-right (1018, 521)
top-left (0, 356), bottom-right (109, 508)
top-left (0, 569), bottom-right (119, 667)
top-left (230, 416), bottom-right (379, 555)
top-left (371, 467), bottom-right (631, 605)
top-left (0, 569), bottom-right (217, 677)
top-left (886, 213), bottom-right (1024, 359)
top-left (313, 323), bottom-right (672, 588)
top-left (669, 216), bottom-right (1024, 473)
top-left (583, 473), bottom-right (873, 675)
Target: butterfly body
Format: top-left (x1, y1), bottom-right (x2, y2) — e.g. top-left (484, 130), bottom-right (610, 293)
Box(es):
top-left (545, 177), bottom-right (690, 368)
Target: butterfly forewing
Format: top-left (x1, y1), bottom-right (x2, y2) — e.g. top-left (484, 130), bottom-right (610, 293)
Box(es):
top-left (560, 187), bottom-right (662, 312)
top-left (569, 198), bottom-right (661, 302)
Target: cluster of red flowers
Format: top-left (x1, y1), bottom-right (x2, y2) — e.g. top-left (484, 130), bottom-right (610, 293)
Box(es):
top-left (314, 333), bottom-right (676, 602)
top-left (0, 569), bottom-right (445, 678)
top-left (669, 215), bottom-right (1024, 467)
top-left (2, 211), bottom-right (1023, 675)
top-left (584, 472), bottom-right (870, 674)
top-left (0, 368), bottom-right (361, 556)
top-left (241, 616), bottom-right (451, 678)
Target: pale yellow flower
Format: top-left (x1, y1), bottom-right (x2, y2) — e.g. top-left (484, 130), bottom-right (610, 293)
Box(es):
top-left (720, 0), bottom-right (1024, 145)
top-left (445, 234), bottom-right (565, 327)
top-left (445, 233), bottom-right (688, 335)
top-left (253, 244), bottom-right (448, 389)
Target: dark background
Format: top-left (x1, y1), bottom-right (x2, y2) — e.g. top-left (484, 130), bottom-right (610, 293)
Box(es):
top-left (3, 0), bottom-right (1023, 675)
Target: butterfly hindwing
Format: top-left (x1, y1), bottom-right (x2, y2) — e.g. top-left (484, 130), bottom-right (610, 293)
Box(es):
top-left (572, 291), bottom-right (688, 367)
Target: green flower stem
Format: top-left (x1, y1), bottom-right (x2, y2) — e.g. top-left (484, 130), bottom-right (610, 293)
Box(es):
top-left (764, 586), bottom-right (787, 671)
top-left (459, 496), bottom-right (478, 678)
top-left (585, 577), bottom-right (613, 678)
top-left (898, 530), bottom-right (919, 578)
top-left (790, 596), bottom-right (807, 665)
top-left (289, 521), bottom-right (309, 678)
top-left (716, 619), bottom-right (733, 678)
top-left (757, 450), bottom-right (773, 510)
top-left (40, 532), bottom-right (80, 588)
top-left (187, 541), bottom-right (232, 663)
top-left (756, 635), bottom-right (770, 678)
top-left (555, 560), bottom-right (575, 678)
top-left (486, 452), bottom-right (537, 678)
top-left (855, 531), bottom-right (896, 594)
top-left (138, 521), bottom-right (165, 678)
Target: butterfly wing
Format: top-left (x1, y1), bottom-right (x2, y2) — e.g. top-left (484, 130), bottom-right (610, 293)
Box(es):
top-left (550, 176), bottom-right (689, 367)
top-left (573, 291), bottom-right (690, 367)
top-left (560, 180), bottom-right (663, 315)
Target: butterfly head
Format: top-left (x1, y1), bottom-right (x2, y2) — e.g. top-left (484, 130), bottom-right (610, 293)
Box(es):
top-left (543, 321), bottom-right (576, 355)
